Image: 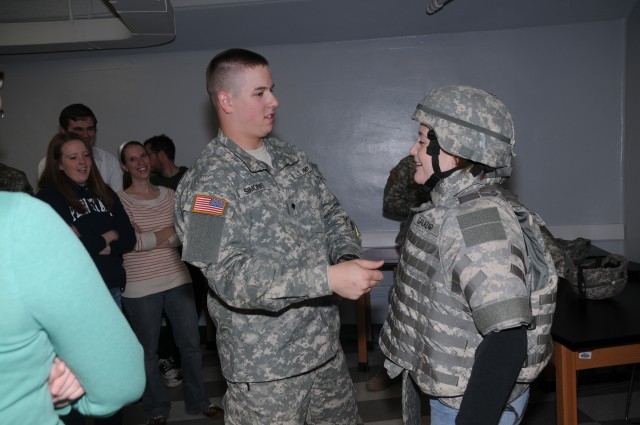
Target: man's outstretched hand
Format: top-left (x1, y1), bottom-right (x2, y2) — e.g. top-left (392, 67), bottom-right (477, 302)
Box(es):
top-left (328, 259), bottom-right (385, 300)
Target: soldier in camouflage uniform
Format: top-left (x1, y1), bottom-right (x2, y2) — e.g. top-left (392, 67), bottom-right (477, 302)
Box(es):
top-left (380, 85), bottom-right (544, 425)
top-left (174, 48), bottom-right (384, 425)
top-left (0, 77), bottom-right (34, 195)
top-left (0, 163), bottom-right (34, 194)
top-left (383, 155), bottom-right (431, 247)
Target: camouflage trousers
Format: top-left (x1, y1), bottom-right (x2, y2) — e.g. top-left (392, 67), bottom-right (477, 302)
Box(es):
top-left (223, 347), bottom-right (358, 425)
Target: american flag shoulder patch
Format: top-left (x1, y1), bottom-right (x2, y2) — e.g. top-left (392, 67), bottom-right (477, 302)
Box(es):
top-left (192, 195), bottom-right (227, 216)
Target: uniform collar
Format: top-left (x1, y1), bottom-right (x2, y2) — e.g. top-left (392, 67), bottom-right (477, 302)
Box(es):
top-left (216, 130), bottom-right (299, 172)
top-left (430, 170), bottom-right (502, 206)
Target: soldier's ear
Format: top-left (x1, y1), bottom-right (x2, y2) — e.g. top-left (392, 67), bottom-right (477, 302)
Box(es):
top-left (218, 91), bottom-right (233, 114)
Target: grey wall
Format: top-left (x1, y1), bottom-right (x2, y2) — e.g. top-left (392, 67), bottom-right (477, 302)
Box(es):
top-left (1, 18), bottom-right (633, 324)
top-left (0, 20), bottom-right (628, 256)
top-left (625, 3), bottom-right (640, 262)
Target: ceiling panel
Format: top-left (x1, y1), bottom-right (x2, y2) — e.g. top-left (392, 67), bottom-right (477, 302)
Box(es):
top-left (0, 0), bottom-right (113, 23)
top-left (0, 0), bottom-right (638, 56)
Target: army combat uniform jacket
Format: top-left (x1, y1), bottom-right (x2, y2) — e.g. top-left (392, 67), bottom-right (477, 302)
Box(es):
top-left (0, 163), bottom-right (34, 194)
top-left (380, 170), bottom-right (533, 407)
top-left (383, 155), bottom-right (430, 246)
top-left (175, 131), bottom-right (361, 383)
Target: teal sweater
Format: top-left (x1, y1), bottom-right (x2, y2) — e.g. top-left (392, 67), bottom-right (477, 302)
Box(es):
top-left (0, 192), bottom-right (145, 424)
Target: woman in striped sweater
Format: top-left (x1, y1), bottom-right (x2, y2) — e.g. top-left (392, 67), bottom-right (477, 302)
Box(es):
top-left (117, 141), bottom-right (223, 425)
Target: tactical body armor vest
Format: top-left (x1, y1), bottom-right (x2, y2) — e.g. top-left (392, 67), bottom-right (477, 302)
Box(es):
top-left (465, 186), bottom-right (558, 383)
top-left (380, 184), bottom-right (557, 397)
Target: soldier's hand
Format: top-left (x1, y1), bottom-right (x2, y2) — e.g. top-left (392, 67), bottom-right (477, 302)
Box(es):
top-left (328, 259), bottom-right (384, 300)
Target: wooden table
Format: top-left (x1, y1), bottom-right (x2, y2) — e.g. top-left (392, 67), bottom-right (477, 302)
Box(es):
top-left (357, 242), bottom-right (640, 421)
top-left (551, 277), bottom-right (640, 425)
top-left (356, 247), bottom-right (400, 371)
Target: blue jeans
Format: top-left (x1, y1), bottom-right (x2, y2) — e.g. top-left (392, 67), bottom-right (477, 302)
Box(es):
top-left (122, 284), bottom-right (209, 418)
top-left (109, 287), bottom-right (122, 310)
top-left (430, 387), bottom-right (530, 425)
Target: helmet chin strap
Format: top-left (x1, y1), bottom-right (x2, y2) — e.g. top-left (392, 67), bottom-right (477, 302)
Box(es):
top-left (422, 130), bottom-right (468, 194)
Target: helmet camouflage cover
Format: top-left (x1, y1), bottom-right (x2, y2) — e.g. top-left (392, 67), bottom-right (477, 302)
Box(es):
top-left (412, 85), bottom-right (515, 170)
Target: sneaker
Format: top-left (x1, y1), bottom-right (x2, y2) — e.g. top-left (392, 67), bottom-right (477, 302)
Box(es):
top-left (159, 357), bottom-right (182, 388)
top-left (164, 367), bottom-right (183, 388)
top-left (159, 357), bottom-right (177, 379)
top-left (365, 368), bottom-right (397, 391)
top-left (147, 416), bottom-right (166, 425)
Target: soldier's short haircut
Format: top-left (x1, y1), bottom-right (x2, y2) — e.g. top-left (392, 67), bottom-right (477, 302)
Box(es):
top-left (59, 104), bottom-right (97, 130)
top-left (206, 48), bottom-right (269, 99)
top-left (144, 134), bottom-right (176, 161)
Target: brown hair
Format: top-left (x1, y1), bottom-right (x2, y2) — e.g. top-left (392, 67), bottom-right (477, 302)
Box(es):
top-left (206, 48), bottom-right (269, 99)
top-left (38, 132), bottom-right (115, 212)
top-left (118, 140), bottom-right (144, 190)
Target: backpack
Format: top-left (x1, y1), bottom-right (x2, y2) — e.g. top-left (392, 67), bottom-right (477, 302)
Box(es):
top-left (458, 185), bottom-right (558, 382)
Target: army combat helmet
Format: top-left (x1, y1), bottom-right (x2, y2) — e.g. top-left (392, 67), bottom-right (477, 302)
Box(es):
top-left (412, 85), bottom-right (516, 191)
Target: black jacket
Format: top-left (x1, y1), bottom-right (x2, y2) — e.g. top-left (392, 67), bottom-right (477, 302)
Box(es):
top-left (37, 184), bottom-right (135, 289)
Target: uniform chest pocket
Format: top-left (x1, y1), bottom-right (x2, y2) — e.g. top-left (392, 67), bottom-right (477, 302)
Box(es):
top-left (287, 175), bottom-right (324, 232)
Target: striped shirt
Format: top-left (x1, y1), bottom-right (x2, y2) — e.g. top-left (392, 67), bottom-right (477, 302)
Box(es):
top-left (118, 186), bottom-right (190, 298)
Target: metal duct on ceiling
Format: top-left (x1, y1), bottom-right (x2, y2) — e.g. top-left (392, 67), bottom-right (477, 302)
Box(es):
top-left (0, 0), bottom-right (176, 55)
top-left (426, 0), bottom-right (454, 15)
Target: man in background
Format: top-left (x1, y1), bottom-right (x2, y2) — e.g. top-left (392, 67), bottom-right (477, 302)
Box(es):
top-left (144, 134), bottom-right (189, 189)
top-left (38, 104), bottom-right (123, 192)
top-left (383, 154), bottom-right (431, 247)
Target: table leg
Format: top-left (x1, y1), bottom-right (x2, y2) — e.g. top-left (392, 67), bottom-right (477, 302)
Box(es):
top-left (356, 293), bottom-right (371, 371)
top-left (554, 342), bottom-right (578, 425)
top-left (366, 292), bottom-right (372, 345)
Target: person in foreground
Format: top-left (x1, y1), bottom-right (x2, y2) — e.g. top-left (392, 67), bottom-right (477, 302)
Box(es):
top-left (379, 85), bottom-right (557, 425)
top-left (0, 192), bottom-right (145, 424)
top-left (175, 48), bottom-right (384, 424)
top-left (118, 141), bottom-right (223, 425)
